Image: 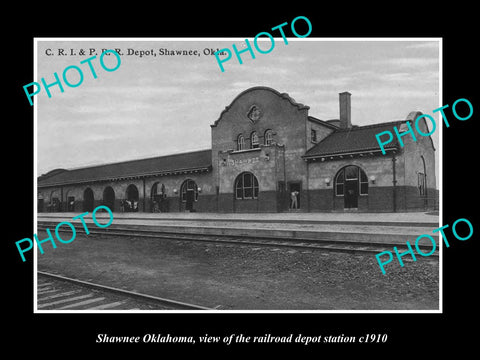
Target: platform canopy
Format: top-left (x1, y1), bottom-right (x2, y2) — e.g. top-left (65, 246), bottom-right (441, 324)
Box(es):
top-left (38, 149), bottom-right (212, 187)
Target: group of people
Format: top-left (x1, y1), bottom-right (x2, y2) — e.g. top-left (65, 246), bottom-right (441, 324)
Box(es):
top-left (120, 199), bottom-right (138, 212)
top-left (45, 193), bottom-right (299, 212)
top-left (46, 201), bottom-right (61, 212)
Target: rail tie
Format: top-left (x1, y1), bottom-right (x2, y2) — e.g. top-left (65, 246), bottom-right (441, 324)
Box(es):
top-left (37, 270), bottom-right (213, 310)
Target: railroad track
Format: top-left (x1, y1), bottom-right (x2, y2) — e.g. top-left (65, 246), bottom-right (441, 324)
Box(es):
top-left (37, 270), bottom-right (213, 311)
top-left (37, 222), bottom-right (439, 257)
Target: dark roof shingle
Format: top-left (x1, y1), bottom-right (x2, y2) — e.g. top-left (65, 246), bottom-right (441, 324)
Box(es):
top-left (38, 149), bottom-right (212, 187)
top-left (304, 120), bottom-right (406, 158)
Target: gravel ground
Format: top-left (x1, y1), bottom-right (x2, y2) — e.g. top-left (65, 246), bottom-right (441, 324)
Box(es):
top-left (36, 231), bottom-right (439, 310)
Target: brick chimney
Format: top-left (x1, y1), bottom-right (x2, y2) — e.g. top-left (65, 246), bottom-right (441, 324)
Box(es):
top-left (339, 91), bottom-right (352, 129)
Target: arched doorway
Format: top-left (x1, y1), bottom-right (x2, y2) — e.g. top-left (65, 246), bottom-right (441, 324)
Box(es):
top-left (65, 190), bottom-right (75, 212)
top-left (151, 182), bottom-right (166, 212)
top-left (180, 179), bottom-right (198, 211)
top-left (334, 165), bottom-right (368, 209)
top-left (50, 190), bottom-right (61, 212)
top-left (234, 172), bottom-right (259, 200)
top-left (38, 193), bottom-right (44, 213)
top-left (103, 186), bottom-right (115, 212)
top-left (83, 188), bottom-right (94, 212)
top-left (418, 156), bottom-right (427, 197)
top-left (125, 184), bottom-right (139, 212)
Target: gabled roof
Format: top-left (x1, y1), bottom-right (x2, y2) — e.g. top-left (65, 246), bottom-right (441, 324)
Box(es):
top-left (38, 149), bottom-right (212, 187)
top-left (307, 116), bottom-right (340, 130)
top-left (304, 120), bottom-right (407, 159)
top-left (211, 86), bottom-right (309, 127)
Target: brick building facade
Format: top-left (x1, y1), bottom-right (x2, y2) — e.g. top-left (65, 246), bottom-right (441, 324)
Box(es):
top-left (38, 86), bottom-right (437, 213)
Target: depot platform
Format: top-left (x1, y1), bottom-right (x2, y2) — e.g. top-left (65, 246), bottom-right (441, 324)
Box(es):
top-left (37, 211), bottom-right (440, 245)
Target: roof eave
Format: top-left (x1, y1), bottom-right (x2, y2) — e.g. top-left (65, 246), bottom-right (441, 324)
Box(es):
top-left (38, 165), bottom-right (212, 188)
top-left (302, 147), bottom-right (398, 160)
top-left (307, 116), bottom-right (340, 129)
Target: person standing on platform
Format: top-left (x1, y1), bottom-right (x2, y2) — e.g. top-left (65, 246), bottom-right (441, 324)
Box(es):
top-left (291, 190), bottom-right (299, 209)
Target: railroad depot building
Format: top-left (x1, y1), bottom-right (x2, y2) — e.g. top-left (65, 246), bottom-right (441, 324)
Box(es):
top-left (37, 86), bottom-right (437, 213)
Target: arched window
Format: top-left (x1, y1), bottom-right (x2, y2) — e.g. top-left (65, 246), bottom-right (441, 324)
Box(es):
top-left (250, 131), bottom-right (259, 149)
top-left (237, 134), bottom-right (245, 151)
top-left (264, 129), bottom-right (274, 145)
top-left (335, 165), bottom-right (368, 196)
top-left (335, 169), bottom-right (345, 196)
top-left (235, 172), bottom-right (259, 200)
top-left (38, 192), bottom-right (45, 212)
top-left (180, 179), bottom-right (198, 202)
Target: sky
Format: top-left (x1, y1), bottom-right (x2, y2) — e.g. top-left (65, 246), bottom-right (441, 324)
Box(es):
top-left (36, 38), bottom-right (440, 181)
